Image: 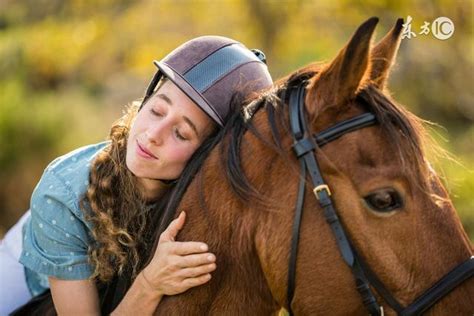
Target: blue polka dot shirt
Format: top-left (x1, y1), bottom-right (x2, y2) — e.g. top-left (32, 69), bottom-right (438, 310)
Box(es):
top-left (20, 142), bottom-right (109, 296)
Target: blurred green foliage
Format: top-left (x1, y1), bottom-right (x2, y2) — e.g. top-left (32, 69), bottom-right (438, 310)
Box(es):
top-left (0, 0), bottom-right (472, 240)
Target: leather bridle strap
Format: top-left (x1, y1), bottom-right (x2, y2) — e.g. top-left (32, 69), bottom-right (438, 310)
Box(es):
top-left (314, 112), bottom-right (377, 146)
top-left (286, 83), bottom-right (381, 315)
top-left (286, 159), bottom-right (306, 316)
top-left (359, 254), bottom-right (474, 315)
top-left (284, 81), bottom-right (474, 316)
top-left (352, 249), bottom-right (474, 315)
top-left (399, 256), bottom-right (474, 316)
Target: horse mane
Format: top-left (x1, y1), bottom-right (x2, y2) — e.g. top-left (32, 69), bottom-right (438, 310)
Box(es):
top-left (146, 91), bottom-right (261, 255)
top-left (148, 68), bottom-right (318, 238)
top-left (147, 63), bottom-right (435, 262)
top-left (356, 85), bottom-right (431, 190)
top-left (224, 64), bottom-right (433, 207)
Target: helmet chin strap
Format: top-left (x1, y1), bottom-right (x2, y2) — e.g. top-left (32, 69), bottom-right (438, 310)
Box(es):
top-left (139, 70), bottom-right (163, 111)
top-left (141, 176), bottom-right (177, 185)
top-left (159, 178), bottom-right (178, 185)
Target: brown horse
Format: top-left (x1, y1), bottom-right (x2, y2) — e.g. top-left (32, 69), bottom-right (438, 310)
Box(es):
top-left (153, 18), bottom-right (473, 315)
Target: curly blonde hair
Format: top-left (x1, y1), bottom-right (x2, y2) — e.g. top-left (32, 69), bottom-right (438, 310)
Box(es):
top-left (80, 102), bottom-right (155, 282)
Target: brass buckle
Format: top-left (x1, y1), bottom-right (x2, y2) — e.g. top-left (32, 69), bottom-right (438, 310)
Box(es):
top-left (313, 184), bottom-right (331, 200)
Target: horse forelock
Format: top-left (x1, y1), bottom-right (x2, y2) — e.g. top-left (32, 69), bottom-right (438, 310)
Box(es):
top-left (224, 67), bottom-right (319, 208)
top-left (226, 62), bottom-right (435, 209)
top-left (355, 85), bottom-right (433, 193)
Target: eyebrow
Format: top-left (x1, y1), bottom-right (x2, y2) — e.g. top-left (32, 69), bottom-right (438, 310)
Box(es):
top-left (157, 93), bottom-right (173, 105)
top-left (157, 93), bottom-right (200, 138)
top-left (183, 116), bottom-right (200, 138)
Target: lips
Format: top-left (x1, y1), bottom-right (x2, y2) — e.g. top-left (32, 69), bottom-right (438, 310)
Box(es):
top-left (136, 140), bottom-right (158, 159)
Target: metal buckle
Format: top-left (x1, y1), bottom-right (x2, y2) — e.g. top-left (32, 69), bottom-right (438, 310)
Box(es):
top-left (313, 184), bottom-right (331, 200)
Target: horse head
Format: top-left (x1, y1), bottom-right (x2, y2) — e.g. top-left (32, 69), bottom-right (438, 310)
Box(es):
top-left (154, 17), bottom-right (473, 315)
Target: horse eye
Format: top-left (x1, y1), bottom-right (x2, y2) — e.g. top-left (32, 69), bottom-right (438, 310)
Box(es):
top-left (364, 189), bottom-right (403, 212)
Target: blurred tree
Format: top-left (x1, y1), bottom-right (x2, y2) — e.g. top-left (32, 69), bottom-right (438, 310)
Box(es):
top-left (0, 0), bottom-right (472, 239)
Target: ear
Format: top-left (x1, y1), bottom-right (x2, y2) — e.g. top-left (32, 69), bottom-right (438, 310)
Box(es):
top-left (308, 17), bottom-right (378, 115)
top-left (370, 18), bottom-right (404, 89)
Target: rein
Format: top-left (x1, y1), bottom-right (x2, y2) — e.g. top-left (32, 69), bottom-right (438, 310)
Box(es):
top-left (285, 81), bottom-right (474, 315)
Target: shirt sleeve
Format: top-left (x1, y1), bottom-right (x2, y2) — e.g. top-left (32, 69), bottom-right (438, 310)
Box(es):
top-left (19, 169), bottom-right (94, 280)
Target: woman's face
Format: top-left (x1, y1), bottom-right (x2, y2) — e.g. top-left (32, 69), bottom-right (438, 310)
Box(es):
top-left (126, 80), bottom-right (214, 184)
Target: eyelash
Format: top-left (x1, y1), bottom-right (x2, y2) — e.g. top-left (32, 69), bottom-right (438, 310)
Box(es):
top-left (174, 128), bottom-right (188, 141)
top-left (150, 109), bottom-right (163, 117)
top-left (150, 109), bottom-right (188, 141)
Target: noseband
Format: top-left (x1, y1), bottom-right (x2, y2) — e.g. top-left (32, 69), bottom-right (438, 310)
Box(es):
top-left (286, 81), bottom-right (474, 315)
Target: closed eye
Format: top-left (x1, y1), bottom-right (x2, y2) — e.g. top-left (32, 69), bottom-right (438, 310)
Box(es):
top-left (150, 108), bottom-right (164, 117)
top-left (149, 106), bottom-right (191, 141)
top-left (174, 127), bottom-right (188, 141)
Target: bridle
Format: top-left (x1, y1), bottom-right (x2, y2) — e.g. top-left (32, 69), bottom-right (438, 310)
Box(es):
top-left (285, 81), bottom-right (474, 315)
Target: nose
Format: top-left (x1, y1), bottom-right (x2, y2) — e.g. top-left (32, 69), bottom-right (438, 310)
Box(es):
top-left (146, 119), bottom-right (170, 146)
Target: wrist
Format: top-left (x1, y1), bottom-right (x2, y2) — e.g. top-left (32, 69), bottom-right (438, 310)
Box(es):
top-left (111, 270), bottom-right (163, 315)
top-left (139, 269), bottom-right (163, 299)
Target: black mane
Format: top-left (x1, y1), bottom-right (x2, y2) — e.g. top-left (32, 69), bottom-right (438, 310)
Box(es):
top-left (149, 65), bottom-right (430, 263)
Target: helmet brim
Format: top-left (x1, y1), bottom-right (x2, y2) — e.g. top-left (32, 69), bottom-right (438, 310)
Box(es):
top-left (153, 60), bottom-right (224, 126)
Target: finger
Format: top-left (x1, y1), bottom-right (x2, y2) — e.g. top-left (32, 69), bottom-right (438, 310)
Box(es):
top-left (160, 211), bottom-right (186, 242)
top-left (170, 241), bottom-right (209, 255)
top-left (176, 252), bottom-right (216, 268)
top-left (179, 263), bottom-right (217, 278)
top-left (182, 273), bottom-right (212, 289)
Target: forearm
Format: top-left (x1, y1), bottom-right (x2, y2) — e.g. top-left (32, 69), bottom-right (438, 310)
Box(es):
top-left (111, 272), bottom-right (163, 316)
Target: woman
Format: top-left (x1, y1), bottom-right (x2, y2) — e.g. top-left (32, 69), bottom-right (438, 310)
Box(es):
top-left (0, 35), bottom-right (272, 315)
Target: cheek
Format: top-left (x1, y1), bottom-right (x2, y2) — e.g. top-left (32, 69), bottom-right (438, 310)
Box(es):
top-left (125, 116), bottom-right (143, 158)
top-left (166, 143), bottom-right (198, 165)
top-left (127, 115), bottom-right (140, 139)
top-left (126, 124), bottom-right (138, 151)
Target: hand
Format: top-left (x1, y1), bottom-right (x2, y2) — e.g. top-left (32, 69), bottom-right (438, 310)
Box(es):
top-left (141, 211), bottom-right (216, 296)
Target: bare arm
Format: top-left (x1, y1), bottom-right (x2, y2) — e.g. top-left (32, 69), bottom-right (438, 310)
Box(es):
top-left (49, 277), bottom-right (100, 316)
top-left (49, 212), bottom-right (216, 315)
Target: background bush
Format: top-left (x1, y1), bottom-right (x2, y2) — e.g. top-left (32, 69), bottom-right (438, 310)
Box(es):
top-left (0, 0), bottom-right (472, 240)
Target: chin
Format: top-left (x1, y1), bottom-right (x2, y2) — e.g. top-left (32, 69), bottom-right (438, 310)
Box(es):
top-left (126, 162), bottom-right (166, 180)
top-left (125, 156), bottom-right (146, 178)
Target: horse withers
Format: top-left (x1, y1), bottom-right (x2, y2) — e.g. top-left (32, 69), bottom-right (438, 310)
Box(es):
top-left (154, 17), bottom-right (474, 315)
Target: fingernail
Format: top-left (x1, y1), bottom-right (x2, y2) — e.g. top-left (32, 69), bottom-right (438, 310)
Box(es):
top-left (207, 254), bottom-right (215, 262)
top-left (200, 244), bottom-right (208, 251)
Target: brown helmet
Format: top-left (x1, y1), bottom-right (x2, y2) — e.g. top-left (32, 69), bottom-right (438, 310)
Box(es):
top-left (141, 36), bottom-right (273, 126)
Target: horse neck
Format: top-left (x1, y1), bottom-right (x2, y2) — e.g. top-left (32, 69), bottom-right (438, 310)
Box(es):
top-left (155, 150), bottom-right (280, 314)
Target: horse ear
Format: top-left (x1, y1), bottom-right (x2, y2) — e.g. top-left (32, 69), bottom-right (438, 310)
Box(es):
top-left (370, 18), bottom-right (404, 89)
top-left (308, 17), bottom-right (378, 115)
